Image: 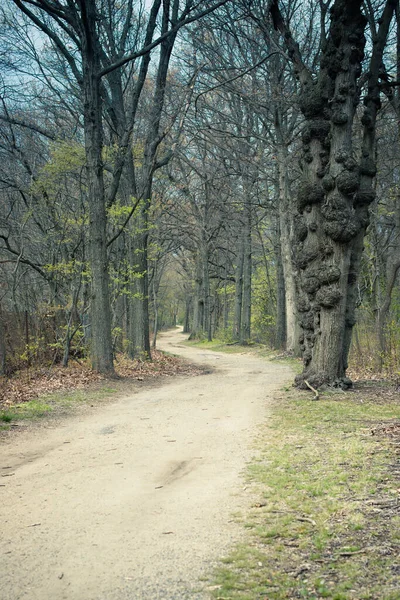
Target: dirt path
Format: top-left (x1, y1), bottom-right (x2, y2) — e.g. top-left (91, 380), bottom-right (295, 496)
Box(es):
top-left (1, 330), bottom-right (292, 600)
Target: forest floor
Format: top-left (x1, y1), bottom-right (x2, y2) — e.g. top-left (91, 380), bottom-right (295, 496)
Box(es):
top-left (1, 330), bottom-right (400, 599)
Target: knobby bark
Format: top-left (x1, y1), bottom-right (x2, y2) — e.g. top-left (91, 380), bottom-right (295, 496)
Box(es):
top-left (270, 0), bottom-right (396, 388)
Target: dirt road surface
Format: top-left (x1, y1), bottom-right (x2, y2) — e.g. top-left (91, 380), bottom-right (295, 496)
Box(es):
top-left (1, 329), bottom-right (292, 600)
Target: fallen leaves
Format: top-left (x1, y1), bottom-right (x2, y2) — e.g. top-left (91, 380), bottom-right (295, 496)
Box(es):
top-left (371, 421), bottom-right (400, 439)
top-left (0, 350), bottom-right (206, 410)
top-left (0, 363), bottom-right (104, 408)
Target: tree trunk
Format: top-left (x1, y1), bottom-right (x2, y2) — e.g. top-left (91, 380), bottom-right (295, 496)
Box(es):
top-left (128, 197), bottom-right (151, 359)
top-left (127, 25), bottom-right (177, 356)
top-left (376, 198), bottom-right (400, 370)
top-left (201, 243), bottom-right (212, 342)
top-left (240, 193), bottom-right (252, 344)
top-left (0, 309), bottom-right (6, 376)
top-left (276, 143), bottom-right (300, 354)
top-left (189, 255), bottom-right (204, 340)
top-left (271, 0), bottom-right (396, 388)
top-left (152, 276), bottom-right (158, 350)
top-left (82, 6), bottom-right (114, 374)
top-left (183, 297), bottom-right (191, 334)
top-left (274, 221), bottom-right (286, 350)
top-left (233, 234), bottom-right (244, 341)
top-left (288, 1), bottom-right (367, 388)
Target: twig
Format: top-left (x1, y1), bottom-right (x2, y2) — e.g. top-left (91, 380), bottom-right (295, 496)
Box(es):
top-left (338, 548), bottom-right (367, 557)
top-left (291, 564), bottom-right (311, 578)
top-left (296, 516), bottom-right (316, 526)
top-left (304, 379), bottom-right (320, 400)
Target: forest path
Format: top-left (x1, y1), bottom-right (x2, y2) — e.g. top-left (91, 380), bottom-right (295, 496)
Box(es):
top-left (1, 329), bottom-right (292, 600)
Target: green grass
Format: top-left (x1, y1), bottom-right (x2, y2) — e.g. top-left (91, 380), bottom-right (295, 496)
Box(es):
top-left (184, 337), bottom-right (248, 353)
top-left (210, 389), bottom-right (400, 599)
top-left (0, 386), bottom-right (118, 424)
top-left (184, 337), bottom-right (303, 372)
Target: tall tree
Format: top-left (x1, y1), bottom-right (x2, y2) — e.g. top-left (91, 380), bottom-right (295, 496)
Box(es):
top-left (9, 0), bottom-right (229, 372)
top-left (268, 0), bottom-right (397, 388)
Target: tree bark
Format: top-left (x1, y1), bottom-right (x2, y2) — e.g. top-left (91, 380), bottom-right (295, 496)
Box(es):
top-left (240, 191), bottom-right (252, 344)
top-left (376, 198), bottom-right (400, 370)
top-left (0, 308), bottom-right (6, 376)
top-left (276, 142), bottom-right (300, 354)
top-left (183, 296), bottom-right (191, 334)
top-left (81, 7), bottom-right (114, 374)
top-left (189, 254), bottom-right (205, 340)
top-left (233, 234), bottom-right (244, 341)
top-left (274, 220), bottom-right (286, 350)
top-left (128, 196), bottom-right (152, 359)
top-left (271, 0), bottom-right (395, 388)
top-left (127, 13), bottom-right (178, 356)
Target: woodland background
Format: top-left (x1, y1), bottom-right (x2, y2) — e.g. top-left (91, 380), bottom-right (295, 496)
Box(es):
top-left (0, 0), bottom-right (399, 389)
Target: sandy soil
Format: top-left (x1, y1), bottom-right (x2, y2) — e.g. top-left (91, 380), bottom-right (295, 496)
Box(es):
top-left (0, 329), bottom-right (292, 600)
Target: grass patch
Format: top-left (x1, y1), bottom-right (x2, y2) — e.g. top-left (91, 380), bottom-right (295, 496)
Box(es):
top-left (0, 399), bottom-right (53, 422)
top-left (44, 386), bottom-right (118, 408)
top-left (184, 337), bottom-right (303, 372)
top-left (210, 387), bottom-right (400, 599)
top-left (184, 338), bottom-right (248, 353)
top-left (0, 386), bottom-right (118, 425)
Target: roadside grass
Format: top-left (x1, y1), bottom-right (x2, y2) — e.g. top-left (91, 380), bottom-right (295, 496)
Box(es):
top-left (184, 337), bottom-right (303, 374)
top-left (210, 387), bottom-right (400, 600)
top-left (0, 386), bottom-right (118, 428)
top-left (184, 338), bottom-right (248, 353)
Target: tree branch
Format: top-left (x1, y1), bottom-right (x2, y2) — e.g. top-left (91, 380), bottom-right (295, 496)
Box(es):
top-left (10, 0), bottom-right (83, 84)
top-left (99, 0), bottom-right (230, 78)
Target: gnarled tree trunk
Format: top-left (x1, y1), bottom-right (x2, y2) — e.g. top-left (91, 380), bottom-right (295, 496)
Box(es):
top-left (271, 0), bottom-right (396, 388)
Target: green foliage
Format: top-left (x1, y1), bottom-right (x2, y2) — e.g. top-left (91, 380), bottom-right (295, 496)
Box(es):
top-left (212, 327), bottom-right (235, 344)
top-left (32, 140), bottom-right (86, 197)
top-left (20, 337), bottom-right (46, 365)
top-left (252, 266), bottom-right (276, 345)
top-left (107, 197), bottom-right (142, 224)
top-left (44, 259), bottom-right (88, 278)
top-left (0, 412), bottom-right (13, 422)
top-left (350, 306), bottom-right (400, 375)
top-left (215, 283), bottom-right (235, 297)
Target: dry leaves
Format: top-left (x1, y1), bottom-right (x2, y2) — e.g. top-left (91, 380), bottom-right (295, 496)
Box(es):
top-left (0, 350), bottom-right (205, 409)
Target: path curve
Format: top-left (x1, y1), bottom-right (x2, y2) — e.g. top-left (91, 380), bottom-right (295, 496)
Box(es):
top-left (1, 329), bottom-right (292, 600)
